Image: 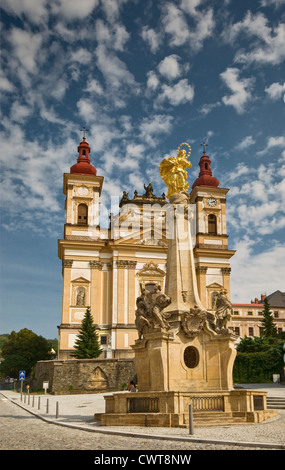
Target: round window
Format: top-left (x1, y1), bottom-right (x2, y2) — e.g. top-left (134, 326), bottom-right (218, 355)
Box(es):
top-left (184, 346), bottom-right (199, 368)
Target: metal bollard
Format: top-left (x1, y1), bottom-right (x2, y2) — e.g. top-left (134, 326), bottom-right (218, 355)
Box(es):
top-left (46, 398), bottom-right (49, 414)
top-left (38, 396), bottom-right (41, 410)
top-left (32, 395), bottom-right (35, 407)
top-left (56, 401), bottom-right (59, 419)
top-left (189, 404), bottom-right (194, 435)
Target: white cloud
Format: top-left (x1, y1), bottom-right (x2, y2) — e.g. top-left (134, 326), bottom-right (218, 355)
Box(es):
top-left (85, 78), bottom-right (104, 96)
top-left (260, 0), bottom-right (285, 7)
top-left (126, 144), bottom-right (146, 159)
top-left (200, 101), bottom-right (221, 116)
top-left (220, 67), bottom-right (254, 114)
top-left (257, 135), bottom-right (285, 155)
top-left (1, 0), bottom-right (48, 24)
top-left (9, 27), bottom-right (43, 75)
top-left (162, 3), bottom-right (189, 47)
top-left (141, 26), bottom-right (162, 53)
top-left (265, 82), bottom-right (285, 100)
top-left (0, 70), bottom-right (15, 93)
top-left (180, 0), bottom-right (205, 16)
top-left (51, 0), bottom-right (99, 21)
top-left (236, 135), bottom-right (256, 150)
top-left (162, 3), bottom-right (215, 52)
top-left (230, 238), bottom-right (285, 303)
top-left (100, 0), bottom-right (129, 24)
top-left (139, 114), bottom-right (174, 146)
top-left (146, 71), bottom-right (160, 92)
top-left (188, 7), bottom-right (215, 52)
top-left (155, 79), bottom-right (194, 107)
top-left (95, 45), bottom-right (138, 93)
top-left (226, 155), bottom-right (285, 245)
top-left (10, 101), bottom-right (32, 123)
top-left (226, 11), bottom-right (272, 44)
top-left (71, 48), bottom-right (92, 64)
top-left (0, 122), bottom-right (79, 234)
top-left (95, 19), bottom-right (130, 51)
top-left (226, 11), bottom-right (285, 66)
top-left (158, 55), bottom-right (185, 81)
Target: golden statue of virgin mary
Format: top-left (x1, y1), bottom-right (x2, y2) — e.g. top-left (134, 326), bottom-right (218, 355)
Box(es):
top-left (159, 143), bottom-right (192, 199)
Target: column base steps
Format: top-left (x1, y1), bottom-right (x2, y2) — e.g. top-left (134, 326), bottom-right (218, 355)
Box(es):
top-left (267, 397), bottom-right (285, 409)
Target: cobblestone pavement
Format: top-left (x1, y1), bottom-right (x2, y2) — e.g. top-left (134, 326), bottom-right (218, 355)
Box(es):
top-left (0, 397), bottom-right (252, 450)
top-left (0, 390), bottom-right (284, 451)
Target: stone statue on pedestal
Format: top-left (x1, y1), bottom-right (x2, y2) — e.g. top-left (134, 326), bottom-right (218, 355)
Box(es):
top-left (135, 284), bottom-right (172, 339)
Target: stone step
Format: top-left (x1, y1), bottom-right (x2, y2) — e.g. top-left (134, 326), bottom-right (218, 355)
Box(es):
top-left (188, 411), bottom-right (248, 427)
top-left (266, 397), bottom-right (285, 409)
top-left (267, 404), bottom-right (285, 409)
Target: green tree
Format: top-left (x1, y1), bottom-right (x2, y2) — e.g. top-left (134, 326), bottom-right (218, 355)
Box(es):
top-left (261, 297), bottom-right (278, 338)
top-left (72, 308), bottom-right (103, 359)
top-left (0, 329), bottom-right (52, 377)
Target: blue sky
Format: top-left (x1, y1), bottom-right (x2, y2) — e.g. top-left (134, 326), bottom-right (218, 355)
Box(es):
top-left (0, 0), bottom-right (284, 339)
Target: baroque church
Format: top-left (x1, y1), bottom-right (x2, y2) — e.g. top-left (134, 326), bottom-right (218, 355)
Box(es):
top-left (57, 136), bottom-right (236, 360)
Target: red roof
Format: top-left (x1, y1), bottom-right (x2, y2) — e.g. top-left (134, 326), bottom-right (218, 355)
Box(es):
top-left (192, 152), bottom-right (219, 189)
top-left (70, 138), bottom-right (97, 176)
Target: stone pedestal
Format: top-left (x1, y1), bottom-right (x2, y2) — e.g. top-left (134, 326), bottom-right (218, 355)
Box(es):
top-left (132, 328), bottom-right (236, 392)
top-left (97, 389), bottom-right (276, 427)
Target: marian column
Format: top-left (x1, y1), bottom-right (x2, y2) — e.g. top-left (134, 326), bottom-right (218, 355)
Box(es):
top-left (132, 143), bottom-right (236, 392)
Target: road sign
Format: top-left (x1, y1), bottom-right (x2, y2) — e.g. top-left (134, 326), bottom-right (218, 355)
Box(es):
top-left (19, 370), bottom-right (25, 381)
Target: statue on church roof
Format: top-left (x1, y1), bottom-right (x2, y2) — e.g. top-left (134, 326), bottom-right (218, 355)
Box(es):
top-left (159, 143), bottom-right (192, 199)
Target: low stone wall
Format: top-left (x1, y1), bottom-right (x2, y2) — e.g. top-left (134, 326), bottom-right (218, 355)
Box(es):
top-left (33, 358), bottom-right (136, 394)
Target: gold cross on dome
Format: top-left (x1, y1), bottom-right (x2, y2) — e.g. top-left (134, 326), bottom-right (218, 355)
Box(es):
top-left (201, 142), bottom-right (208, 154)
top-left (81, 127), bottom-right (89, 139)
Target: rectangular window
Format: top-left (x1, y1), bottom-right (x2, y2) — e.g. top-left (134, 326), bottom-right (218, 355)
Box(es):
top-left (274, 311), bottom-right (279, 318)
top-left (248, 327), bottom-right (254, 336)
top-left (234, 327), bottom-right (240, 335)
top-left (100, 336), bottom-right (107, 345)
top-left (247, 311), bottom-right (253, 315)
top-left (233, 311), bottom-right (239, 315)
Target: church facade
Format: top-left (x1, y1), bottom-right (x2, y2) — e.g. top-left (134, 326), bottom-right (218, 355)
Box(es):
top-left (57, 138), bottom-right (235, 359)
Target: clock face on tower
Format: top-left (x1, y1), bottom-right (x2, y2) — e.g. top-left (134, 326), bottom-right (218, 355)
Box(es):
top-left (206, 197), bottom-right (217, 207)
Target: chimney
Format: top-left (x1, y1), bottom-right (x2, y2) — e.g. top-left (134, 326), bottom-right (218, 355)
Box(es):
top-left (261, 294), bottom-right (266, 302)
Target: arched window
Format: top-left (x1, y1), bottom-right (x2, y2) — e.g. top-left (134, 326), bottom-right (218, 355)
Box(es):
top-left (208, 214), bottom-right (217, 234)
top-left (78, 204), bottom-right (88, 225)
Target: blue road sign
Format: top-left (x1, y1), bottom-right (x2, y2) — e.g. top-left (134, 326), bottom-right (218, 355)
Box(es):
top-left (19, 370), bottom-right (25, 381)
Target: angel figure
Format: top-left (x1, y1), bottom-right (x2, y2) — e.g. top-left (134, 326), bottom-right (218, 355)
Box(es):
top-left (159, 144), bottom-right (192, 199)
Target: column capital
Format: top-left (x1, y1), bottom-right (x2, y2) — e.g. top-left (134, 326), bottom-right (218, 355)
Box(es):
top-left (116, 260), bottom-right (137, 269)
top-left (195, 266), bottom-right (208, 274)
top-left (221, 267), bottom-right (231, 275)
top-left (90, 260), bottom-right (103, 270)
top-left (62, 259), bottom-right (73, 268)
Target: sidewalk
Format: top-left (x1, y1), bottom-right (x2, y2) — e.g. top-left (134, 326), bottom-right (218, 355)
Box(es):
top-left (1, 383), bottom-right (285, 449)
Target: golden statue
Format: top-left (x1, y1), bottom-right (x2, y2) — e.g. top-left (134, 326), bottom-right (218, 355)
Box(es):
top-left (159, 143), bottom-right (192, 199)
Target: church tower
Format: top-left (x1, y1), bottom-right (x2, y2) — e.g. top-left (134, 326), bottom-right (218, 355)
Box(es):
top-left (58, 133), bottom-right (104, 359)
top-left (189, 145), bottom-right (235, 311)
